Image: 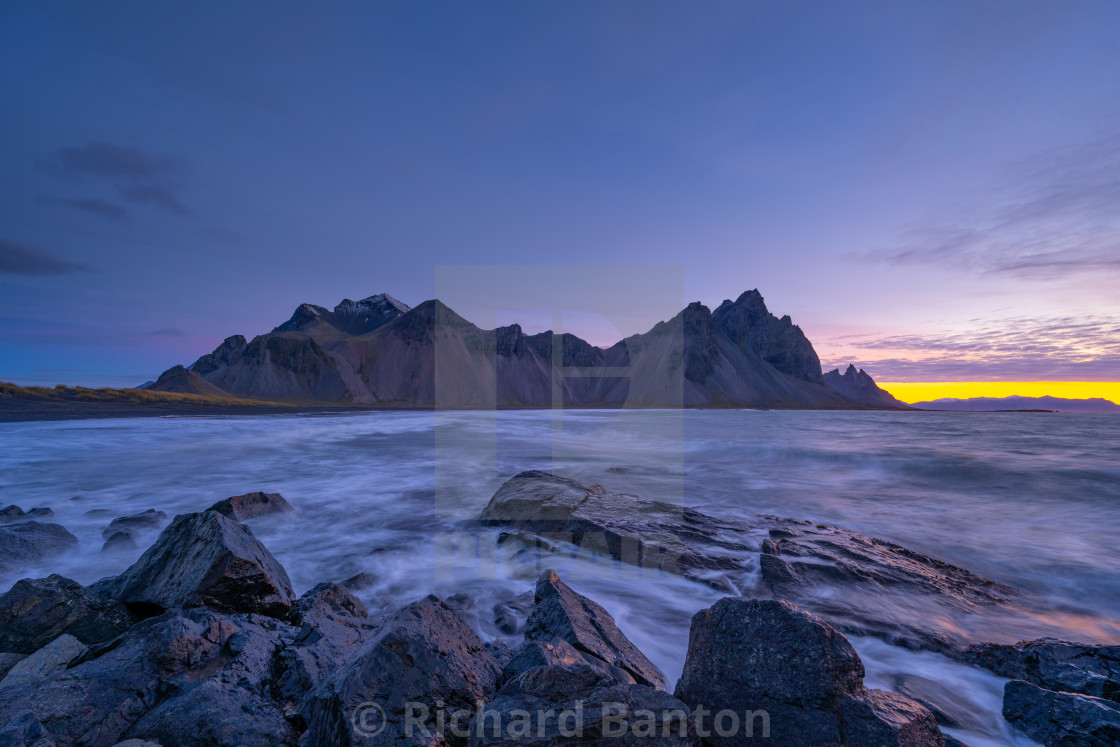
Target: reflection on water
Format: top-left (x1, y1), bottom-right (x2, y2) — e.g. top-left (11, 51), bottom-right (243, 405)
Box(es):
top-left (3, 409), bottom-right (1117, 746)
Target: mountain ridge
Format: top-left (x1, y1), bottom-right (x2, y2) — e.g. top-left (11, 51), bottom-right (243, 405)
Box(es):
top-left (148, 290), bottom-right (902, 409)
top-left (911, 395), bottom-right (1120, 413)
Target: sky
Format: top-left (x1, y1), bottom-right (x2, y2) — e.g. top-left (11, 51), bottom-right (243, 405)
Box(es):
top-left (1, 1), bottom-right (1118, 397)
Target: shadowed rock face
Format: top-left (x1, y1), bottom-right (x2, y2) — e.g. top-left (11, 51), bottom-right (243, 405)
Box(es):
top-left (1002, 679), bottom-right (1120, 746)
top-left (823, 364), bottom-right (909, 409)
top-left (472, 570), bottom-right (697, 746)
top-left (302, 594), bottom-right (502, 747)
top-left (150, 289), bottom-right (890, 409)
top-left (674, 598), bottom-right (945, 747)
top-left (0, 575), bottom-right (133, 654)
top-left (93, 510), bottom-right (295, 619)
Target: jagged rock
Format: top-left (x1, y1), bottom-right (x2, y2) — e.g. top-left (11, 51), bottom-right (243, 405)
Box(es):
top-left (823, 364), bottom-right (908, 408)
top-left (94, 510), bottom-right (295, 618)
top-left (525, 570), bottom-right (667, 690)
top-left (1002, 679), bottom-right (1120, 746)
top-left (207, 492), bottom-right (293, 521)
top-left (965, 638), bottom-right (1120, 703)
top-left (480, 471), bottom-right (755, 579)
top-left (0, 523), bottom-right (78, 573)
top-left (275, 583), bottom-right (379, 709)
top-left (758, 521), bottom-right (1017, 652)
top-left (0, 608), bottom-right (297, 747)
top-left (674, 598), bottom-right (944, 746)
top-left (0, 711), bottom-right (56, 746)
top-left (101, 509), bottom-right (167, 539)
top-left (473, 573), bottom-right (696, 746)
top-left (0, 635), bottom-right (87, 689)
top-left (102, 530), bottom-right (138, 553)
top-left (0, 574), bottom-right (133, 654)
top-left (302, 595), bottom-right (502, 746)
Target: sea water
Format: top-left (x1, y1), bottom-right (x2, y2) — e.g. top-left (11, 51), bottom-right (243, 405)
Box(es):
top-left (4, 409), bottom-right (1119, 745)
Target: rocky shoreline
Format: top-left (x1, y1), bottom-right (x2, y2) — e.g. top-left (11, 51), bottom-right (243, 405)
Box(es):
top-left (2, 475), bottom-right (1118, 745)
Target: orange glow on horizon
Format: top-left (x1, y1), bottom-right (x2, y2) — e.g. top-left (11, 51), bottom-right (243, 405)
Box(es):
top-left (880, 381), bottom-right (1120, 405)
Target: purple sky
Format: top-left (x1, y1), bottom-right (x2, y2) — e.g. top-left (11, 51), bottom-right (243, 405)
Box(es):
top-left (2, 2), bottom-right (1118, 386)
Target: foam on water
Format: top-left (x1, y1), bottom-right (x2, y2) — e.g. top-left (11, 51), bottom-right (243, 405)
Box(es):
top-left (4, 409), bottom-right (1118, 745)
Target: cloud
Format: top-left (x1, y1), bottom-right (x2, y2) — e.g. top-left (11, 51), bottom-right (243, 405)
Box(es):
top-left (44, 141), bottom-right (190, 215)
top-left (820, 314), bottom-right (1120, 381)
top-left (38, 196), bottom-right (129, 221)
top-left (148, 327), bottom-right (186, 337)
top-left (873, 134), bottom-right (1120, 280)
top-left (0, 239), bottom-right (89, 276)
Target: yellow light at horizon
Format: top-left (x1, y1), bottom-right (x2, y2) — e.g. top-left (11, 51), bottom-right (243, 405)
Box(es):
top-left (881, 381), bottom-right (1120, 405)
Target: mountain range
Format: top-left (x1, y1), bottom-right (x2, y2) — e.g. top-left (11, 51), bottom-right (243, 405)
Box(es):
top-left (911, 396), bottom-right (1120, 413)
top-left (147, 290), bottom-right (908, 410)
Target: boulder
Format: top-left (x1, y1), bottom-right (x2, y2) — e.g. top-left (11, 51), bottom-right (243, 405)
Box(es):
top-left (101, 509), bottom-right (167, 539)
top-left (480, 471), bottom-right (754, 579)
top-left (0, 608), bottom-right (298, 747)
top-left (0, 635), bottom-right (87, 690)
top-left (302, 595), bottom-right (502, 746)
top-left (0, 574), bottom-right (133, 654)
top-left (674, 598), bottom-right (944, 746)
top-left (492, 591), bottom-right (533, 635)
top-left (524, 569), bottom-right (667, 690)
top-left (102, 530), bottom-right (138, 553)
top-left (0, 506), bottom-right (25, 523)
top-left (94, 510), bottom-right (295, 619)
top-left (472, 572), bottom-right (695, 745)
top-left (965, 638), bottom-right (1120, 703)
top-left (1003, 679), bottom-right (1120, 746)
top-left (207, 492), bottom-right (293, 522)
top-left (274, 583), bottom-right (379, 709)
top-left (0, 523), bottom-right (78, 573)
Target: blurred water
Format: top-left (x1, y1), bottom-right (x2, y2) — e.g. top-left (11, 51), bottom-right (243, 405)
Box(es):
top-left (3, 409), bottom-right (1118, 745)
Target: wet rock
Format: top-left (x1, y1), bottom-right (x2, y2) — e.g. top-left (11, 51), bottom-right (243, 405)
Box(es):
top-left (207, 492), bottom-right (293, 521)
top-left (1003, 679), bottom-right (1120, 746)
top-left (275, 583), bottom-right (379, 708)
top-left (473, 574), bottom-right (696, 745)
top-left (94, 510), bottom-right (295, 619)
top-left (0, 523), bottom-right (78, 574)
top-left (23, 508), bottom-right (54, 522)
top-left (83, 508), bottom-right (114, 519)
top-left (0, 635), bottom-right (87, 689)
top-left (525, 569), bottom-right (667, 690)
top-left (758, 521), bottom-right (1017, 652)
top-left (302, 594), bottom-right (502, 746)
top-left (0, 608), bottom-right (298, 747)
top-left (111, 740), bottom-right (162, 747)
top-left (102, 530), bottom-right (138, 553)
top-left (339, 572), bottom-right (376, 591)
top-left (101, 509), bottom-right (167, 539)
top-left (0, 574), bottom-right (133, 654)
top-left (965, 638), bottom-right (1120, 703)
top-left (0, 506), bottom-right (24, 523)
top-left (674, 597), bottom-right (944, 746)
top-left (0, 711), bottom-right (56, 746)
top-left (892, 674), bottom-right (994, 734)
top-left (492, 591), bottom-right (533, 635)
top-left (480, 472), bottom-right (1023, 655)
top-left (481, 471), bottom-right (755, 579)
